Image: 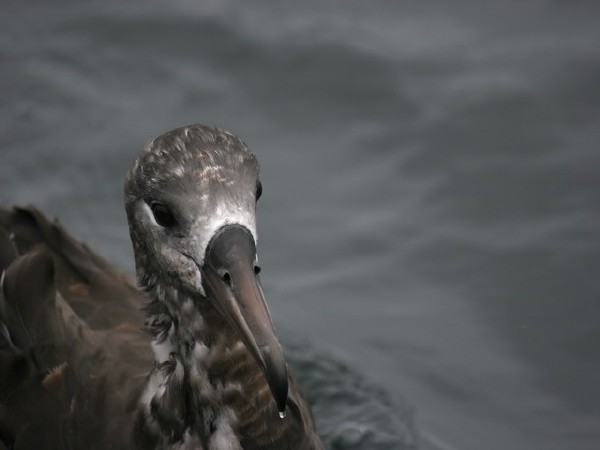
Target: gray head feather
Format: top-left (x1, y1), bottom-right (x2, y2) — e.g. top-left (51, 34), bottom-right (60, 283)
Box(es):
top-left (123, 124), bottom-right (261, 295)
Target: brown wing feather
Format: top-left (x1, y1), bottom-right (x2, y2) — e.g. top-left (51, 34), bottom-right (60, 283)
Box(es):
top-left (0, 206), bottom-right (153, 449)
top-left (1, 206), bottom-right (144, 329)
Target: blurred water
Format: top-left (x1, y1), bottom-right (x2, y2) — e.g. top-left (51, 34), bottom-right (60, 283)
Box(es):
top-left (1, 1), bottom-right (599, 449)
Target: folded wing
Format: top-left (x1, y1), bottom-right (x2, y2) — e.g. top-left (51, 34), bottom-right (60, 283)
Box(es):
top-left (0, 206), bottom-right (152, 449)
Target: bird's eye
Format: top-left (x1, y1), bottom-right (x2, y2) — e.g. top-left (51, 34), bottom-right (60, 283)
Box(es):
top-left (256, 180), bottom-right (263, 201)
top-left (150, 202), bottom-right (177, 227)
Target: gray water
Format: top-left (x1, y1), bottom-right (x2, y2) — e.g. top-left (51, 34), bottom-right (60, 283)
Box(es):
top-left (1, 1), bottom-right (599, 449)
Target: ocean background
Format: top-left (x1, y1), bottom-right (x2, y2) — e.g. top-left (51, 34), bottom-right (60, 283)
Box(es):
top-left (1, 1), bottom-right (599, 449)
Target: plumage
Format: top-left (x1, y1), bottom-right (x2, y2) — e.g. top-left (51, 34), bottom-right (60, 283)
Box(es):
top-left (0, 125), bottom-right (324, 450)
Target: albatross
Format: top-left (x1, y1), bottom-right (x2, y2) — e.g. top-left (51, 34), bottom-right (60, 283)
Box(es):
top-left (0, 124), bottom-right (325, 450)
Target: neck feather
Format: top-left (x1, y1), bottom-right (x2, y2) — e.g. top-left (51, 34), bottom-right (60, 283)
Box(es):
top-left (137, 276), bottom-right (282, 448)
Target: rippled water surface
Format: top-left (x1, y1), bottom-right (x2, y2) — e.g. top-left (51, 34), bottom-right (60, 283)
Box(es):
top-left (2, 1), bottom-right (599, 449)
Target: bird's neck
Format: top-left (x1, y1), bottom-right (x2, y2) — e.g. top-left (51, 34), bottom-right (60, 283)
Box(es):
top-left (138, 280), bottom-right (282, 448)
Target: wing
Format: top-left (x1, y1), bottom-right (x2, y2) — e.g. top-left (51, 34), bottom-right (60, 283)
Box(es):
top-left (0, 206), bottom-right (153, 449)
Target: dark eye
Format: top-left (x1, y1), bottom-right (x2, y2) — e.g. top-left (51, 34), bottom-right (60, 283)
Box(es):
top-left (256, 180), bottom-right (263, 201)
top-left (150, 202), bottom-right (177, 227)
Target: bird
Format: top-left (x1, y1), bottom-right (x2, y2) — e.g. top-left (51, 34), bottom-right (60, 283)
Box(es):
top-left (0, 124), bottom-right (325, 450)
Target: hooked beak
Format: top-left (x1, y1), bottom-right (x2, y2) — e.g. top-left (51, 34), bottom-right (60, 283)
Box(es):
top-left (201, 225), bottom-right (288, 416)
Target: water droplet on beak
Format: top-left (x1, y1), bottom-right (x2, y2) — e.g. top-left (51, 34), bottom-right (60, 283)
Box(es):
top-left (278, 410), bottom-right (286, 419)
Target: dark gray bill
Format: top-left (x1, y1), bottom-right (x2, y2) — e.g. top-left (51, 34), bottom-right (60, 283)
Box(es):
top-left (201, 225), bottom-right (288, 416)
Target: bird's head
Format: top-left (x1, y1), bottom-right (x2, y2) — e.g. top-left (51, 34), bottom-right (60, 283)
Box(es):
top-left (123, 124), bottom-right (287, 416)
